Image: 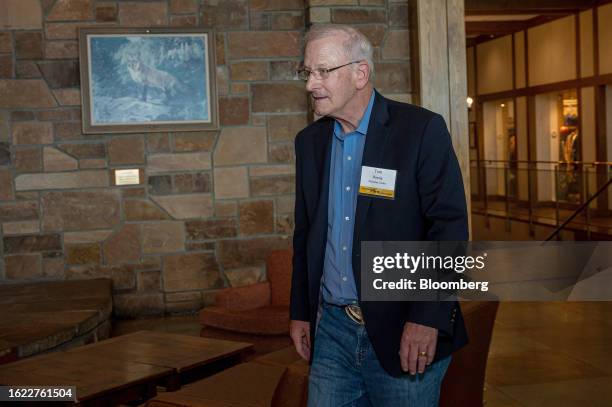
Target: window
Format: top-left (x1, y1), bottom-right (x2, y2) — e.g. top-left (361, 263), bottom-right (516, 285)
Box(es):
top-left (535, 89), bottom-right (581, 203)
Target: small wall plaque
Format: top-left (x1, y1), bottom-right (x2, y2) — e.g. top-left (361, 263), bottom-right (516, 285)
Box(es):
top-left (115, 169), bottom-right (140, 186)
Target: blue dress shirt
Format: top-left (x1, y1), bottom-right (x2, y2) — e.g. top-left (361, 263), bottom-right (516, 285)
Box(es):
top-left (321, 92), bottom-right (376, 305)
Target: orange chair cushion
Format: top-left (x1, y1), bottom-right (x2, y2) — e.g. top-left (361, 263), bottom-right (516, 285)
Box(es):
top-left (199, 305), bottom-right (289, 335)
top-left (267, 250), bottom-right (293, 307)
top-left (254, 346), bottom-right (309, 407)
top-left (271, 361), bottom-right (309, 407)
top-left (214, 282), bottom-right (271, 312)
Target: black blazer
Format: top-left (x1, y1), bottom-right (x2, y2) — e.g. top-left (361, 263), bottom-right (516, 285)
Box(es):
top-left (290, 90), bottom-right (469, 377)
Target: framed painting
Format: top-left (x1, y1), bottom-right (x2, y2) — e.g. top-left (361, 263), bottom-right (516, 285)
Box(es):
top-left (79, 28), bottom-right (217, 134)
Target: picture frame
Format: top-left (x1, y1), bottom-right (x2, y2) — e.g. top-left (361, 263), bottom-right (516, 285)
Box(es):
top-left (78, 27), bottom-right (218, 134)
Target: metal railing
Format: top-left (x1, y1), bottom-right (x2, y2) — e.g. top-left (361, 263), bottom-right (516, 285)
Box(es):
top-left (470, 160), bottom-right (612, 239)
top-left (544, 177), bottom-right (612, 241)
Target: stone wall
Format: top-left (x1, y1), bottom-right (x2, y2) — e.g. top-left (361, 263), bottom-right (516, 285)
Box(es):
top-left (0, 0), bottom-right (412, 317)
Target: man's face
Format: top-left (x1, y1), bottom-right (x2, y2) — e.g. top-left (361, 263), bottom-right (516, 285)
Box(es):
top-left (303, 36), bottom-right (358, 118)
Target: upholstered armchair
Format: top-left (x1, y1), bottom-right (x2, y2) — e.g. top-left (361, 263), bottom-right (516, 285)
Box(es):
top-left (199, 250), bottom-right (292, 335)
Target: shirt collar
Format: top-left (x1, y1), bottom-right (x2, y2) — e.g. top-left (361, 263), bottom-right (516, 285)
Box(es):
top-left (334, 90), bottom-right (376, 139)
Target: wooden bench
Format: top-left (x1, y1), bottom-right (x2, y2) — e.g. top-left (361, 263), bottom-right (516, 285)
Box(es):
top-left (0, 330), bottom-right (253, 406)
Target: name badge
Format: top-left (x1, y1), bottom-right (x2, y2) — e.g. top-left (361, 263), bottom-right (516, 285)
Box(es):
top-left (359, 166), bottom-right (397, 199)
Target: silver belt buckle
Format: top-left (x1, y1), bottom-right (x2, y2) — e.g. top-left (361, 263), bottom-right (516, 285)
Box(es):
top-left (345, 304), bottom-right (364, 325)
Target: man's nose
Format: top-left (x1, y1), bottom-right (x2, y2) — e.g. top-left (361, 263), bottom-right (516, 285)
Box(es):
top-left (305, 74), bottom-right (320, 92)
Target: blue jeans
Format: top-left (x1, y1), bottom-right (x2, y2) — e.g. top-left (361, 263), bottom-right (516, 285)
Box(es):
top-left (308, 303), bottom-right (451, 407)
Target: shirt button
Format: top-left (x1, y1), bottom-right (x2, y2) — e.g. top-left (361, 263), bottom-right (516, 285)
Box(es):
top-left (345, 216), bottom-right (350, 221)
top-left (342, 246), bottom-right (347, 251)
top-left (342, 277), bottom-right (347, 282)
top-left (347, 156), bottom-right (352, 161)
top-left (346, 186), bottom-right (350, 191)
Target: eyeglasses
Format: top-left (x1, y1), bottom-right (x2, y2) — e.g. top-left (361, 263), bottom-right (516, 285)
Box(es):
top-left (296, 60), bottom-right (362, 81)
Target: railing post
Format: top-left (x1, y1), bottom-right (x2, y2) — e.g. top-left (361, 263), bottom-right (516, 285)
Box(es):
top-left (504, 165), bottom-right (510, 232)
top-left (554, 165), bottom-right (560, 239)
top-left (528, 162), bottom-right (535, 237)
top-left (584, 169), bottom-right (591, 240)
top-left (545, 171), bottom-right (612, 241)
top-left (483, 163), bottom-right (489, 228)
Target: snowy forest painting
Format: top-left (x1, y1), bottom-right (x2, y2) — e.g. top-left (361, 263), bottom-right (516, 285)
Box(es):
top-left (79, 29), bottom-right (217, 133)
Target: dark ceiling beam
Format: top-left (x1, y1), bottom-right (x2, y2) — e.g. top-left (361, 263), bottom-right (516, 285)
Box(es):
top-left (467, 36), bottom-right (490, 47)
top-left (465, 0), bottom-right (600, 15)
top-left (464, 0), bottom-right (612, 47)
top-left (466, 15), bottom-right (566, 37)
top-left (465, 21), bottom-right (528, 36)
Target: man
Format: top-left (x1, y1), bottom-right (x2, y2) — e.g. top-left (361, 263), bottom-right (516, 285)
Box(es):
top-left (290, 24), bottom-right (469, 406)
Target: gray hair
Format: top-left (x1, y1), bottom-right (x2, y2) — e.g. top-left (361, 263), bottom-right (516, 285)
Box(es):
top-left (304, 24), bottom-right (375, 78)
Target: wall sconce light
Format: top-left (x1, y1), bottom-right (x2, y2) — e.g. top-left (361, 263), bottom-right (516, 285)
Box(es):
top-left (467, 97), bottom-right (474, 109)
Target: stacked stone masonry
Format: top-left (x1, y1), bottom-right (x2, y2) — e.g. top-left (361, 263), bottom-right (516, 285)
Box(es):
top-left (0, 0), bottom-right (412, 317)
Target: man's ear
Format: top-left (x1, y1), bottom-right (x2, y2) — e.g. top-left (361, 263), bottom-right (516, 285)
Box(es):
top-left (355, 62), bottom-right (370, 90)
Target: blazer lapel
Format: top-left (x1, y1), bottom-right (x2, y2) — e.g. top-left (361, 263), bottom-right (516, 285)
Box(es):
top-left (312, 119), bottom-right (334, 237)
top-left (354, 91), bottom-right (390, 247)
top-left (313, 119), bottom-right (334, 198)
top-left (308, 119), bottom-right (333, 285)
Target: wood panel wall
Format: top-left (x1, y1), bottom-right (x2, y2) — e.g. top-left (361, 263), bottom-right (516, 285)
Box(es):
top-left (412, 0), bottom-right (471, 230)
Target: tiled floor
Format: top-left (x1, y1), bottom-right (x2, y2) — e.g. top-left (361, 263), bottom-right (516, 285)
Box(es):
top-left (484, 302), bottom-right (612, 406)
top-left (114, 302), bottom-right (612, 406)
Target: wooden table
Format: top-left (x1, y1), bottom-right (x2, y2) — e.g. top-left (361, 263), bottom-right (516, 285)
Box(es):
top-left (0, 330), bottom-right (253, 406)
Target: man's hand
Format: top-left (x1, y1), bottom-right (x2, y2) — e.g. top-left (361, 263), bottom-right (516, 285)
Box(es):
top-left (399, 322), bottom-right (437, 375)
top-left (290, 320), bottom-right (311, 361)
